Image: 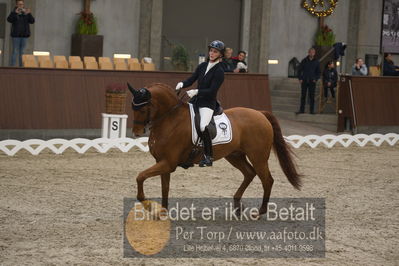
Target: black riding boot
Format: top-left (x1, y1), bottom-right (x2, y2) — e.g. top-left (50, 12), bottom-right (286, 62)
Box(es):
top-left (199, 127), bottom-right (213, 167)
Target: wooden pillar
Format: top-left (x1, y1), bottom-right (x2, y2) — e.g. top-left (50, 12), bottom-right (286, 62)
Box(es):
top-left (84, 0), bottom-right (91, 13)
top-left (318, 16), bottom-right (324, 29)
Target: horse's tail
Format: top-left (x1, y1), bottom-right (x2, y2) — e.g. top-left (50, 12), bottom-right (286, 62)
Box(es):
top-left (260, 111), bottom-right (302, 190)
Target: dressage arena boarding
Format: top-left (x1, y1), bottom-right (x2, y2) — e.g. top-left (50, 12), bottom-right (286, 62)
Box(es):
top-left (0, 133), bottom-right (397, 265)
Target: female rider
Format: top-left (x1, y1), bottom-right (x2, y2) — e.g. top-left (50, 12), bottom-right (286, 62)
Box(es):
top-left (175, 40), bottom-right (226, 167)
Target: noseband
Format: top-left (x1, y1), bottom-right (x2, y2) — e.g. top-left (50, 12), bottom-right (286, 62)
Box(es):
top-left (132, 105), bottom-right (152, 126)
top-left (132, 98), bottom-right (152, 126)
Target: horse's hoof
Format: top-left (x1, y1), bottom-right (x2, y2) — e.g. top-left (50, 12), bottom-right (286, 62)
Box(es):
top-left (255, 207), bottom-right (268, 220)
top-left (137, 195), bottom-right (145, 202)
top-left (234, 207), bottom-right (242, 216)
top-left (143, 200), bottom-right (167, 221)
top-left (233, 203), bottom-right (245, 217)
top-left (251, 212), bottom-right (261, 220)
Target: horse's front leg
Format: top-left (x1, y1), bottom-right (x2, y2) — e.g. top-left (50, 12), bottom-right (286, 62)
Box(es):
top-left (136, 160), bottom-right (172, 202)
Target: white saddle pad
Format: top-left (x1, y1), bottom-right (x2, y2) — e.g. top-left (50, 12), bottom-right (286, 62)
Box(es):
top-left (189, 103), bottom-right (233, 146)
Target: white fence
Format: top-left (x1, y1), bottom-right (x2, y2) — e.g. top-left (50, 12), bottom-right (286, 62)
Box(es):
top-left (0, 134), bottom-right (398, 156)
top-left (285, 133), bottom-right (399, 148)
top-left (0, 138), bottom-right (149, 156)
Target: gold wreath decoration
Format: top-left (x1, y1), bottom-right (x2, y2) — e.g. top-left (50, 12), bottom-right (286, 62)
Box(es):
top-left (302, 0), bottom-right (338, 17)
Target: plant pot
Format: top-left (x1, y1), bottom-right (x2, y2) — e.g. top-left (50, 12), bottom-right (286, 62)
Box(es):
top-left (105, 93), bottom-right (127, 114)
top-left (71, 34), bottom-right (103, 58)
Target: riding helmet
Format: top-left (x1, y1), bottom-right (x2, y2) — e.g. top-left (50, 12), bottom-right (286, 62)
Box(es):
top-left (208, 40), bottom-right (225, 56)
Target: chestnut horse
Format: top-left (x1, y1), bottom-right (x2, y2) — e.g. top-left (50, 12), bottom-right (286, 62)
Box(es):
top-left (128, 83), bottom-right (301, 216)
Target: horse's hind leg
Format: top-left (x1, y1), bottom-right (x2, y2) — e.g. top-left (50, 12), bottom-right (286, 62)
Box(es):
top-left (225, 153), bottom-right (256, 213)
top-left (247, 155), bottom-right (274, 216)
top-left (161, 173), bottom-right (170, 209)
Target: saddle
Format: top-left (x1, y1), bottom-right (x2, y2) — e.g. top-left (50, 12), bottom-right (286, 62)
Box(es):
top-left (178, 101), bottom-right (224, 169)
top-left (193, 102), bottom-right (224, 140)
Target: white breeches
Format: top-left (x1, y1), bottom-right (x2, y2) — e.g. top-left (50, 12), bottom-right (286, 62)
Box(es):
top-left (199, 107), bottom-right (213, 132)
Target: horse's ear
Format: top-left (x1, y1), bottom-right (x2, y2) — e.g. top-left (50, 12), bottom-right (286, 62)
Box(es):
top-left (127, 83), bottom-right (136, 95)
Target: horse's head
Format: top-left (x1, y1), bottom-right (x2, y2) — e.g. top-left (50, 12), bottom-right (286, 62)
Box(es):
top-left (128, 83), bottom-right (152, 136)
top-left (128, 82), bottom-right (181, 137)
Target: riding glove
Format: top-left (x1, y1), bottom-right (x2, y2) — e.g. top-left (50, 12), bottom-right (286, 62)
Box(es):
top-left (175, 82), bottom-right (183, 91)
top-left (186, 89), bottom-right (198, 98)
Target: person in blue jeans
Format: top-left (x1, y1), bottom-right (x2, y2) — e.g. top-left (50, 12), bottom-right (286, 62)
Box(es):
top-left (7, 0), bottom-right (35, 67)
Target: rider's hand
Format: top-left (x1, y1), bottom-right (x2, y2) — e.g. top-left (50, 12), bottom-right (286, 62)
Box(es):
top-left (175, 82), bottom-right (183, 91)
top-left (186, 89), bottom-right (198, 98)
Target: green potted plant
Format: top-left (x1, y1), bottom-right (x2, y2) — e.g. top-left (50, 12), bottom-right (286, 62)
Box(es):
top-left (171, 44), bottom-right (189, 71)
top-left (314, 24), bottom-right (335, 59)
top-left (315, 25), bottom-right (335, 46)
top-left (76, 11), bottom-right (98, 35)
top-left (71, 0), bottom-right (103, 58)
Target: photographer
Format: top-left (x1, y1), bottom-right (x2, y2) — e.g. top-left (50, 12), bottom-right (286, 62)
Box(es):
top-left (7, 0), bottom-right (35, 67)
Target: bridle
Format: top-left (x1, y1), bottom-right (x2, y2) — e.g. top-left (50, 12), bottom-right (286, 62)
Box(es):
top-left (132, 104), bottom-right (151, 126)
top-left (132, 89), bottom-right (187, 129)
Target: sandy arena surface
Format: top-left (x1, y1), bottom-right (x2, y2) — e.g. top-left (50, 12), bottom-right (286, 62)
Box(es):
top-left (0, 145), bottom-right (398, 265)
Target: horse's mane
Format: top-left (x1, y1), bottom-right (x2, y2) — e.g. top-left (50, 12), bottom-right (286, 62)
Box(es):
top-left (147, 82), bottom-right (179, 101)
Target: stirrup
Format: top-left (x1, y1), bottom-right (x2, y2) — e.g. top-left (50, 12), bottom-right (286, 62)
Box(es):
top-left (199, 155), bottom-right (213, 167)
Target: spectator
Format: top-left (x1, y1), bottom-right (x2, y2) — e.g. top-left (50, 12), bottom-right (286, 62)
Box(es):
top-left (222, 47), bottom-right (235, 72)
top-left (232, 50), bottom-right (248, 73)
top-left (296, 48), bottom-right (321, 115)
top-left (322, 60), bottom-right (338, 102)
top-left (383, 53), bottom-right (399, 76)
top-left (7, 0), bottom-right (35, 67)
top-left (351, 58), bottom-right (368, 76)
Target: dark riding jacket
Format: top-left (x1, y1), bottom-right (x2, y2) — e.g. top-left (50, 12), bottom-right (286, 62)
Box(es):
top-left (182, 62), bottom-right (225, 110)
